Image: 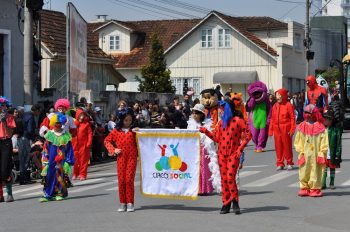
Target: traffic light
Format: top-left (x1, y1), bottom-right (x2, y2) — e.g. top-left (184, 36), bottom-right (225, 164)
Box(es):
top-left (26, 0), bottom-right (44, 12)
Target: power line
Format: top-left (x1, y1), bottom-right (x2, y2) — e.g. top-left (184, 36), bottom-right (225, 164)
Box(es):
top-left (154, 0), bottom-right (210, 14)
top-left (126, 0), bottom-right (200, 18)
top-left (111, 0), bottom-right (181, 19)
top-left (106, 0), bottom-right (164, 19)
top-left (312, 0), bottom-right (335, 17)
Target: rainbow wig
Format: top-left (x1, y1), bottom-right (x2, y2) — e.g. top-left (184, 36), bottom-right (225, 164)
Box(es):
top-left (54, 98), bottom-right (70, 110)
top-left (0, 96), bottom-right (12, 107)
top-left (49, 113), bottom-right (67, 127)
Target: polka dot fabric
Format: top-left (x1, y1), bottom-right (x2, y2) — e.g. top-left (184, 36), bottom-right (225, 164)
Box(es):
top-left (202, 116), bottom-right (252, 205)
top-left (104, 129), bottom-right (138, 204)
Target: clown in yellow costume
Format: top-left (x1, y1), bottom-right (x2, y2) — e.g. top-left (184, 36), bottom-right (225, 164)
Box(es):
top-left (294, 104), bottom-right (328, 197)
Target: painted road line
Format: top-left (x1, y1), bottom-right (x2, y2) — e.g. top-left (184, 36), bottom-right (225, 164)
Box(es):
top-left (341, 179), bottom-right (350, 186)
top-left (243, 171), bottom-right (297, 187)
top-left (244, 165), bottom-right (269, 168)
top-left (238, 171), bottom-right (261, 178)
top-left (21, 178), bottom-right (106, 197)
top-left (105, 181), bottom-right (141, 191)
top-left (70, 180), bottom-right (117, 193)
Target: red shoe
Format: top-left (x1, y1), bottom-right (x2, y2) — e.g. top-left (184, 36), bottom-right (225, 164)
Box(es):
top-left (298, 189), bottom-right (309, 197)
top-left (309, 189), bottom-right (323, 197)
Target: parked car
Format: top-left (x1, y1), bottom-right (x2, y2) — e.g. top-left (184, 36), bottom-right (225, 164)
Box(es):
top-left (344, 108), bottom-right (350, 130)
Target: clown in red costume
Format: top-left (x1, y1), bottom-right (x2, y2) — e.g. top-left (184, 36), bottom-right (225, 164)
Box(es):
top-left (72, 110), bottom-right (92, 181)
top-left (39, 99), bottom-right (77, 137)
top-left (305, 75), bottom-right (328, 112)
top-left (269, 89), bottom-right (296, 171)
top-left (200, 99), bottom-right (251, 215)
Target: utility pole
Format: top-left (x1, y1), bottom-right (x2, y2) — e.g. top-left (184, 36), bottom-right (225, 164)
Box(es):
top-left (305, 0), bottom-right (311, 76)
top-left (23, 0), bottom-right (33, 105)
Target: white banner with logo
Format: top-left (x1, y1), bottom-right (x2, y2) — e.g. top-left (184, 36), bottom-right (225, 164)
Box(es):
top-left (137, 129), bottom-right (200, 200)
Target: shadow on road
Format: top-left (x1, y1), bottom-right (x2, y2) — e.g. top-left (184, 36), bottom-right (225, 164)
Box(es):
top-left (137, 204), bottom-right (218, 212)
top-left (241, 205), bottom-right (289, 214)
top-left (323, 191), bottom-right (350, 196)
top-left (239, 190), bottom-right (274, 196)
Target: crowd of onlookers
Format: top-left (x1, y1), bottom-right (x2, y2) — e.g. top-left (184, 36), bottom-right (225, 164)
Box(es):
top-left (8, 83), bottom-right (343, 184)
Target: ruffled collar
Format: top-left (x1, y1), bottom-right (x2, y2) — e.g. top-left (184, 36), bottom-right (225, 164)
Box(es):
top-left (44, 130), bottom-right (72, 146)
top-left (297, 121), bottom-right (325, 136)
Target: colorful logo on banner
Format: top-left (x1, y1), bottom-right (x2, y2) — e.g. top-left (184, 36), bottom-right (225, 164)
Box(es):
top-left (155, 143), bottom-right (188, 172)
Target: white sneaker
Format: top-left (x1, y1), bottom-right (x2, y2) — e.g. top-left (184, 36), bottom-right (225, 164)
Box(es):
top-left (118, 203), bottom-right (126, 212)
top-left (276, 166), bottom-right (284, 171)
top-left (287, 165), bottom-right (293, 170)
top-left (126, 203), bottom-right (135, 212)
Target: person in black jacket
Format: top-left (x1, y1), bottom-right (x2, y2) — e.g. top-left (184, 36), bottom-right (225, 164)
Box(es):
top-left (18, 105), bottom-right (40, 185)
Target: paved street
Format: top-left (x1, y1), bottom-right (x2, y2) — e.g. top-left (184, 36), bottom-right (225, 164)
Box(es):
top-left (1, 131), bottom-right (350, 232)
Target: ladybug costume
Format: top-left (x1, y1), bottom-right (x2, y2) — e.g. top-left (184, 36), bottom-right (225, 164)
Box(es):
top-left (200, 100), bottom-right (251, 214)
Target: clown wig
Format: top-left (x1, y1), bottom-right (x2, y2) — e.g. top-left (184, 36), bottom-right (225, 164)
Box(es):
top-left (303, 104), bottom-right (323, 123)
top-left (49, 113), bottom-right (67, 127)
top-left (0, 96), bottom-right (12, 107)
top-left (54, 98), bottom-right (70, 110)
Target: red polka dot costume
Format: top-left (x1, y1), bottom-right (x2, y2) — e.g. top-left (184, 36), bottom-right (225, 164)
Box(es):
top-left (104, 128), bottom-right (138, 204)
top-left (200, 109), bottom-right (251, 206)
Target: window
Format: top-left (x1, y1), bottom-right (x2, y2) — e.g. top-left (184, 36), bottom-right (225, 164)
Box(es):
top-left (172, 78), bottom-right (201, 99)
top-left (201, 29), bottom-right (213, 48)
top-left (109, 35), bottom-right (120, 50)
top-left (294, 33), bottom-right (302, 51)
top-left (218, 29), bottom-right (231, 48)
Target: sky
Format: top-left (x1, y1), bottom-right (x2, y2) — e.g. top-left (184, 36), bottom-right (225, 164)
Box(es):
top-left (44, 0), bottom-right (324, 23)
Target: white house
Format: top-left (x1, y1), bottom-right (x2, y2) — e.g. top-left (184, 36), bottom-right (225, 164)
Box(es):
top-left (93, 11), bottom-right (307, 100)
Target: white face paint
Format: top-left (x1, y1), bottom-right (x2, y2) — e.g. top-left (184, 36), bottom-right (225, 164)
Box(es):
top-left (316, 76), bottom-right (329, 91)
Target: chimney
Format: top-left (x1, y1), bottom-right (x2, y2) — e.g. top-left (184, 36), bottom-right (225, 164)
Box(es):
top-left (96, 15), bottom-right (108, 22)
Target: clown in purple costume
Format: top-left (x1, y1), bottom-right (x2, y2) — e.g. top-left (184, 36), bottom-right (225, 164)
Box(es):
top-left (247, 81), bottom-right (271, 152)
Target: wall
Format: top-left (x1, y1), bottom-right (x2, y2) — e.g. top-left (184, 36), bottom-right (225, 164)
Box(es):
top-left (0, 0), bottom-right (24, 105)
top-left (117, 69), bottom-right (141, 92)
top-left (276, 43), bottom-right (306, 93)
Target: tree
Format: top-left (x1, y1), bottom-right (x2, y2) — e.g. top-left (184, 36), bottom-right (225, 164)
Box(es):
top-left (320, 67), bottom-right (340, 89)
top-left (136, 33), bottom-right (175, 93)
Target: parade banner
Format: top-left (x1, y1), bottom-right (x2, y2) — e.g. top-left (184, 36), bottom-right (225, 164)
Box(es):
top-left (67, 2), bottom-right (87, 95)
top-left (137, 129), bottom-right (200, 200)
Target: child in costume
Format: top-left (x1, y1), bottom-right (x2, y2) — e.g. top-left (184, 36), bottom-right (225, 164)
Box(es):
top-left (40, 113), bottom-right (74, 202)
top-left (187, 104), bottom-right (220, 194)
top-left (247, 81), bottom-right (271, 152)
top-left (268, 89), bottom-right (296, 171)
top-left (200, 99), bottom-right (252, 214)
top-left (322, 107), bottom-right (342, 189)
top-left (230, 93), bottom-right (248, 189)
top-left (104, 108), bottom-right (138, 212)
top-left (294, 104), bottom-right (328, 197)
top-left (72, 111), bottom-right (93, 181)
top-left (0, 97), bottom-right (16, 203)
